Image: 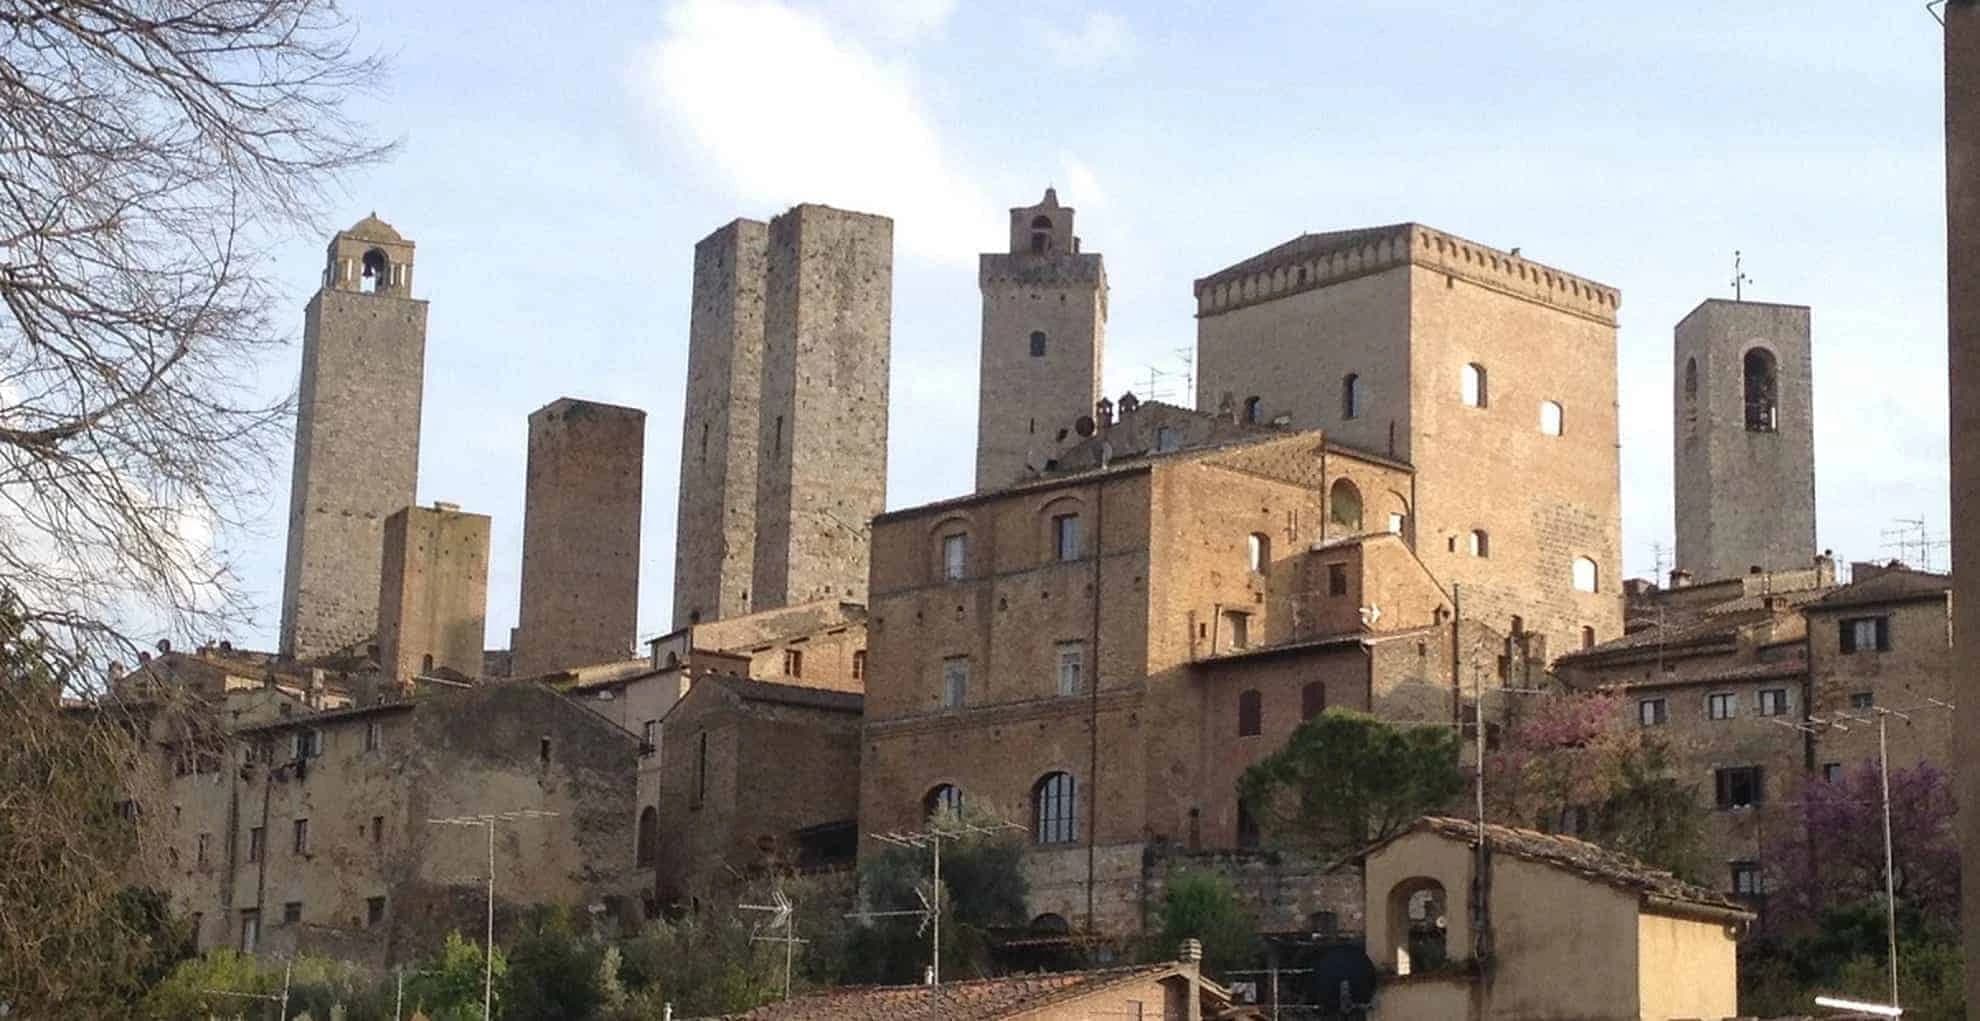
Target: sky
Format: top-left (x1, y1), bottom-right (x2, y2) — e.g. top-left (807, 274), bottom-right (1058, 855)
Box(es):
top-left (216, 0), bottom-right (1956, 651)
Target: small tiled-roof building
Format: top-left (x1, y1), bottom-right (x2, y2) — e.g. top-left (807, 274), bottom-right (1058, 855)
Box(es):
top-left (720, 953), bottom-right (1233, 1020)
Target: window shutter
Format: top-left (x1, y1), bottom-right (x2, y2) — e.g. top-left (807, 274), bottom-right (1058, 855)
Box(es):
top-left (1839, 620), bottom-right (1856, 653)
top-left (1752, 767), bottom-right (1765, 805)
top-left (1715, 770), bottom-right (1728, 806)
top-left (1876, 617), bottom-right (1891, 651)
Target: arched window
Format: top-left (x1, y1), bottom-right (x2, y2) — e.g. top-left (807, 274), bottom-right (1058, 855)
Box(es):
top-left (1743, 348), bottom-right (1778, 432)
top-left (1237, 689), bottom-right (1262, 737)
top-left (1539, 400), bottom-right (1563, 436)
top-left (1301, 682), bottom-right (1326, 721)
top-left (1468, 529), bottom-right (1490, 558)
top-left (1030, 912), bottom-right (1071, 934)
top-left (1461, 363), bottom-right (1487, 408)
top-left (1030, 215), bottom-right (1053, 253)
top-left (1582, 626), bottom-right (1597, 650)
top-left (1330, 478), bottom-right (1364, 533)
top-left (1684, 357), bottom-right (1699, 404)
top-left (1033, 772), bottom-right (1076, 844)
top-left (1387, 878), bottom-right (1449, 975)
top-left (1029, 330), bottom-right (1047, 357)
top-left (636, 807), bottom-right (658, 867)
top-left (1572, 556), bottom-right (1600, 593)
top-left (1243, 396), bottom-right (1263, 424)
top-left (1341, 373), bottom-right (1362, 419)
top-left (924, 784), bottom-right (962, 818)
top-left (361, 248), bottom-right (388, 294)
top-left (1248, 533), bottom-right (1271, 574)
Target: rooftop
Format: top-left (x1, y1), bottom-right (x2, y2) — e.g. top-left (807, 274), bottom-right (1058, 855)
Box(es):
top-left (722, 961), bottom-right (1224, 1020)
top-left (1806, 566), bottom-right (1951, 611)
top-left (1407, 816), bottom-right (1750, 917)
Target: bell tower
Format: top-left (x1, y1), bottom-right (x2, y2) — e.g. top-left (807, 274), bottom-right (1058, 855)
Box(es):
top-left (975, 189), bottom-right (1107, 492)
top-left (278, 214), bottom-right (429, 659)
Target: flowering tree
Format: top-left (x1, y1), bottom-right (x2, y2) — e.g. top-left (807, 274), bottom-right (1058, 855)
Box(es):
top-left (1764, 761), bottom-right (1959, 929)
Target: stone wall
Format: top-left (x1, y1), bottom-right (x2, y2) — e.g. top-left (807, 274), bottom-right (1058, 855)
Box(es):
top-left (514, 398), bottom-right (646, 676)
top-left (377, 503), bottom-right (490, 684)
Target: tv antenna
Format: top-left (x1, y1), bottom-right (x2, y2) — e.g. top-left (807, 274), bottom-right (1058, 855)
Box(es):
top-left (740, 885), bottom-right (808, 999)
top-left (850, 814), bottom-right (1024, 986)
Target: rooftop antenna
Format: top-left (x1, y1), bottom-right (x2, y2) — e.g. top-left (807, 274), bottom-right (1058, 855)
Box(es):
top-left (1879, 515), bottom-right (1949, 571)
top-left (1731, 250), bottom-right (1752, 302)
top-left (740, 885), bottom-right (808, 1000)
top-left (1173, 346), bottom-right (1196, 407)
top-left (852, 813), bottom-right (1025, 986)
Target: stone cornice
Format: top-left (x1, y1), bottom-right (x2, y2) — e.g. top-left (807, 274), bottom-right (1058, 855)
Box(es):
top-left (1193, 223), bottom-right (1620, 326)
top-left (863, 686), bottom-right (1144, 738)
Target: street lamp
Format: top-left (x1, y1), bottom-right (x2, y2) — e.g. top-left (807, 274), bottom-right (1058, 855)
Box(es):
top-left (427, 809), bottom-right (559, 1019)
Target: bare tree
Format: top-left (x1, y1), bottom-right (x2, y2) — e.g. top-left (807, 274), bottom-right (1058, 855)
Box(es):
top-left (0, 0), bottom-right (395, 679)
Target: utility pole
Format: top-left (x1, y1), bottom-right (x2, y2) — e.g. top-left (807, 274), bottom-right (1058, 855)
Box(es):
top-left (740, 886), bottom-right (808, 999)
top-left (428, 808), bottom-right (560, 1019)
top-left (856, 815), bottom-right (1023, 986)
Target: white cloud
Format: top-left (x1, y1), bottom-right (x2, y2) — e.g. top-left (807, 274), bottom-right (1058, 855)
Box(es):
top-left (819, 0), bottom-right (957, 45)
top-left (1041, 12), bottom-right (1135, 69)
top-left (632, 0), bottom-right (997, 263)
top-left (1061, 155), bottom-right (1107, 208)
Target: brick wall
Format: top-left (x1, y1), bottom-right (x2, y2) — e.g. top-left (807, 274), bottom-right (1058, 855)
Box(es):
top-left (377, 503), bottom-right (490, 684)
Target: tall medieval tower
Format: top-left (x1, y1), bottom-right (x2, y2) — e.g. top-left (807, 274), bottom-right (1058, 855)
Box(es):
top-left (673, 204), bottom-right (892, 627)
top-left (279, 215), bottom-right (427, 659)
top-left (975, 189), bottom-right (1107, 491)
top-left (1673, 299), bottom-right (1817, 581)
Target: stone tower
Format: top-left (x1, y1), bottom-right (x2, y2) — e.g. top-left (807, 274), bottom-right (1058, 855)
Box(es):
top-left (377, 502), bottom-right (490, 685)
top-left (673, 219), bottom-right (768, 628)
top-left (975, 189), bottom-right (1107, 491)
top-left (513, 399), bottom-right (646, 676)
top-left (278, 214), bottom-right (427, 659)
top-left (1673, 299), bottom-right (1817, 582)
top-left (751, 204), bottom-right (892, 613)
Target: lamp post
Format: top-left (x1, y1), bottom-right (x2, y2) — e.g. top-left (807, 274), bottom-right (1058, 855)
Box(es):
top-left (427, 809), bottom-right (559, 1018)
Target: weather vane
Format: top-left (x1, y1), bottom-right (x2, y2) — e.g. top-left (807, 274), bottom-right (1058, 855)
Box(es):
top-left (1731, 250), bottom-right (1752, 302)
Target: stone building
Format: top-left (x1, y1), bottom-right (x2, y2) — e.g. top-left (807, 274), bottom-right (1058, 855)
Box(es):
top-left (279, 215), bottom-right (428, 660)
top-left (649, 597), bottom-right (868, 693)
top-left (377, 502), bottom-right (490, 687)
top-left (1802, 565), bottom-right (1954, 779)
top-left (728, 949), bottom-right (1233, 1020)
top-left (142, 682), bottom-right (640, 966)
top-left (1674, 298), bottom-right (1818, 581)
top-left (672, 204), bottom-right (893, 628)
top-left (513, 398), bottom-right (646, 677)
top-left (859, 421), bottom-right (1507, 936)
top-left (975, 188), bottom-right (1107, 491)
top-left (1192, 224), bottom-right (1624, 656)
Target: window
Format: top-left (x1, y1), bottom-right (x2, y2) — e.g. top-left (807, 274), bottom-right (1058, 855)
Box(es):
top-left (1329, 478), bottom-right (1364, 532)
top-left (1387, 511), bottom-right (1406, 534)
top-left (1243, 396), bottom-right (1262, 424)
top-left (1683, 357), bottom-right (1699, 409)
top-left (1237, 689), bottom-right (1263, 737)
top-left (1030, 215), bottom-right (1053, 253)
top-left (1224, 610), bottom-right (1250, 650)
top-left (1155, 426), bottom-right (1179, 452)
top-left (247, 826), bottom-right (264, 863)
top-left (1572, 556), bottom-right (1599, 593)
top-left (1033, 772), bottom-right (1076, 844)
top-left (539, 736), bottom-right (551, 765)
top-left (942, 656), bottom-right (969, 709)
top-left (1822, 762), bottom-right (1844, 783)
top-left (1539, 400), bottom-right (1564, 436)
top-left (924, 784), bottom-right (962, 817)
top-left (1707, 692), bottom-right (1737, 720)
top-left (1248, 533), bottom-right (1270, 573)
top-left (942, 533), bottom-right (968, 580)
top-left (1850, 691), bottom-right (1875, 710)
top-left (852, 650), bottom-right (866, 681)
top-left (1341, 373), bottom-right (1362, 419)
top-left (1056, 642), bottom-right (1085, 697)
top-left (282, 901), bottom-right (302, 925)
top-left (1731, 862), bottom-right (1765, 897)
top-left (1468, 530), bottom-right (1490, 558)
top-left (1757, 688), bottom-right (1789, 717)
top-left (1581, 626), bottom-right (1596, 650)
top-left (239, 910), bottom-right (260, 954)
top-left (360, 249), bottom-right (387, 293)
top-left (196, 832), bottom-right (210, 866)
top-left (1029, 330), bottom-right (1047, 357)
top-left (371, 816), bottom-right (384, 844)
top-left (1327, 562), bottom-right (1348, 597)
top-left (1389, 879), bottom-right (1449, 975)
top-left (642, 720), bottom-right (657, 748)
top-left (1052, 514), bottom-right (1083, 561)
top-left (1840, 616), bottom-right (1891, 654)
top-left (1743, 347), bottom-right (1778, 431)
top-left (636, 807), bottom-right (658, 867)
top-left (692, 731), bottom-right (708, 808)
top-left (784, 649), bottom-right (803, 677)
top-left (293, 729), bottom-right (321, 760)
top-left (773, 414), bottom-right (784, 454)
top-left (1638, 698), bottom-right (1668, 726)
top-left (365, 721), bottom-right (381, 752)
top-left (1302, 682), bottom-right (1327, 720)
top-left (1715, 766), bottom-right (1763, 809)
top-left (293, 818), bottom-right (310, 855)
top-left (367, 897), bottom-right (386, 927)
top-left (1461, 363), bottom-right (1488, 408)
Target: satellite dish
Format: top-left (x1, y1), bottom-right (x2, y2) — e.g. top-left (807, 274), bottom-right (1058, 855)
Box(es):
top-left (1074, 415), bottom-right (1096, 438)
top-left (1307, 945), bottom-right (1379, 1015)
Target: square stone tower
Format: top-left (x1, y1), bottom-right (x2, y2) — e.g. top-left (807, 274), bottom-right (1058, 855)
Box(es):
top-left (975, 188), bottom-right (1107, 491)
top-left (1192, 225), bottom-right (1624, 654)
top-left (750, 204), bottom-right (893, 613)
top-left (513, 398), bottom-right (646, 675)
top-left (377, 502), bottom-right (491, 685)
top-left (1673, 299), bottom-right (1817, 581)
top-left (672, 219), bottom-right (768, 628)
top-left (278, 214), bottom-right (427, 659)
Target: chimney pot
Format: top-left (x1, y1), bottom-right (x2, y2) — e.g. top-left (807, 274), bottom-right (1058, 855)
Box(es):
top-left (1179, 938), bottom-right (1203, 964)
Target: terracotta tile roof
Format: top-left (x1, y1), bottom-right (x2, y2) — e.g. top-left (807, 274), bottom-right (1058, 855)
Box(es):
top-left (1411, 816), bottom-right (1750, 917)
top-left (1806, 567), bottom-right (1951, 611)
top-left (722, 962), bottom-right (1209, 1020)
top-left (716, 675), bottom-right (864, 713)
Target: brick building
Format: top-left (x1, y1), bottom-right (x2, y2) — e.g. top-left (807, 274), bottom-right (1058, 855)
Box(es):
top-left (376, 502), bottom-right (490, 687)
top-left (279, 215), bottom-right (428, 660)
top-left (1192, 224), bottom-right (1624, 656)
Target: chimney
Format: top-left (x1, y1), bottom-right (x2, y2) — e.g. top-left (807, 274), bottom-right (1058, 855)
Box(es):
top-left (1669, 568), bottom-right (1692, 589)
top-left (1178, 937), bottom-right (1203, 964)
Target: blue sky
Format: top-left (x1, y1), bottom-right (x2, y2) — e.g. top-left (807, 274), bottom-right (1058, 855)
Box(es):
top-left (219, 0), bottom-right (1955, 650)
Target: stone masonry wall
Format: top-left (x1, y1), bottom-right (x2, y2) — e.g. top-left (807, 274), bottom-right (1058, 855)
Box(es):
top-left (377, 503), bottom-right (491, 684)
